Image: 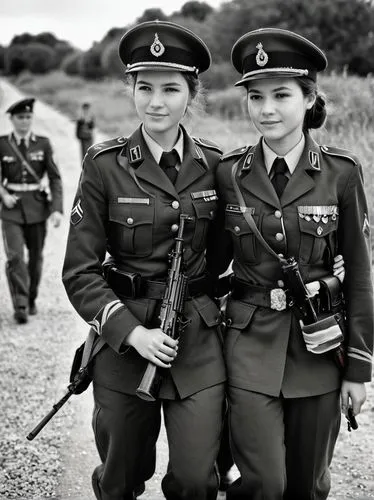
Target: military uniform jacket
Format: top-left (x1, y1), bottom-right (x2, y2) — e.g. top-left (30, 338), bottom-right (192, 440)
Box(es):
top-left (0, 133), bottom-right (63, 223)
top-left (62, 126), bottom-right (226, 398)
top-left (214, 134), bottom-right (373, 398)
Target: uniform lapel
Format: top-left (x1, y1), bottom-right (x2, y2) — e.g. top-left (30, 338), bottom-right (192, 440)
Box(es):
top-left (174, 130), bottom-right (207, 194)
top-left (123, 126), bottom-right (176, 197)
top-left (239, 140), bottom-right (280, 209)
top-left (281, 135), bottom-right (321, 207)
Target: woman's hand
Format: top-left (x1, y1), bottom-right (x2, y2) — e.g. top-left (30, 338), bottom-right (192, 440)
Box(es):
top-left (126, 325), bottom-right (179, 368)
top-left (2, 192), bottom-right (19, 209)
top-left (340, 380), bottom-right (366, 417)
top-left (333, 254), bottom-right (345, 283)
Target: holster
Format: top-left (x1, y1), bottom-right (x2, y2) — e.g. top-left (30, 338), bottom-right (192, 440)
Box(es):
top-left (300, 275), bottom-right (346, 356)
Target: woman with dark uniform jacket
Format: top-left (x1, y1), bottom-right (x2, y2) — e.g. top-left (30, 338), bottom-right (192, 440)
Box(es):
top-left (62, 21), bottom-right (226, 500)
top-left (212, 28), bottom-right (374, 499)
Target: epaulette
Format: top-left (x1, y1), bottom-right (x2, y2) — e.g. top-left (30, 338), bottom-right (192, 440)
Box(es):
top-left (88, 136), bottom-right (127, 159)
top-left (221, 145), bottom-right (249, 161)
top-left (320, 145), bottom-right (358, 166)
top-left (193, 137), bottom-right (223, 154)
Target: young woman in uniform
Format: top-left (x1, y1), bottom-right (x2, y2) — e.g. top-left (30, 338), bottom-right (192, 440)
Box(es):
top-left (62, 21), bottom-right (226, 500)
top-left (213, 28), bottom-right (373, 499)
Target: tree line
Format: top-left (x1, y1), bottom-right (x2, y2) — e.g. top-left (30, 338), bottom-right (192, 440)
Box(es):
top-left (1, 0), bottom-right (374, 89)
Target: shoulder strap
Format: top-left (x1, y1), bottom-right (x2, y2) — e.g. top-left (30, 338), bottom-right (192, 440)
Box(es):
top-left (7, 138), bottom-right (41, 184)
top-left (231, 161), bottom-right (286, 264)
top-left (80, 329), bottom-right (106, 369)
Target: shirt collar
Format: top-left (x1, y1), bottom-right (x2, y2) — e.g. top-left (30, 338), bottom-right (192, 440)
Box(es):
top-left (141, 125), bottom-right (184, 165)
top-left (262, 134), bottom-right (305, 175)
top-left (12, 131), bottom-right (32, 147)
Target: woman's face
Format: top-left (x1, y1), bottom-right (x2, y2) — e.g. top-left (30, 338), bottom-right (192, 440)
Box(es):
top-left (246, 77), bottom-right (315, 152)
top-left (10, 112), bottom-right (33, 135)
top-left (134, 70), bottom-right (190, 141)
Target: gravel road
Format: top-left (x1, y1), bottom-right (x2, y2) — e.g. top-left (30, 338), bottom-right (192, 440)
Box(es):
top-left (0, 78), bottom-right (373, 500)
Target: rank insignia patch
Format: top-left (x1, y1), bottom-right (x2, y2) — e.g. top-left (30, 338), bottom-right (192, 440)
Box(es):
top-left (70, 199), bottom-right (83, 225)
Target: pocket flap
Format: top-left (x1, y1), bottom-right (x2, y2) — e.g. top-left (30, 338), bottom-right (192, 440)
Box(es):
top-left (225, 299), bottom-right (256, 329)
top-left (192, 199), bottom-right (216, 220)
top-left (225, 211), bottom-right (258, 236)
top-left (298, 217), bottom-right (337, 238)
top-left (193, 295), bottom-right (221, 327)
top-left (109, 204), bottom-right (154, 227)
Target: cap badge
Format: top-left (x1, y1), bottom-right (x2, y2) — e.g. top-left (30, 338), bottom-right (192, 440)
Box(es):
top-left (150, 33), bottom-right (165, 58)
top-left (255, 42), bottom-right (268, 67)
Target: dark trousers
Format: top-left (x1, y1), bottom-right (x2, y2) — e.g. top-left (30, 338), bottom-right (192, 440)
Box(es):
top-left (2, 220), bottom-right (47, 308)
top-left (227, 387), bottom-right (341, 500)
top-left (92, 382), bottom-right (224, 500)
top-left (217, 398), bottom-right (234, 475)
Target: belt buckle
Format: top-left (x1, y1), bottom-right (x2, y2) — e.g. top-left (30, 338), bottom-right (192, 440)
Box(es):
top-left (270, 288), bottom-right (287, 311)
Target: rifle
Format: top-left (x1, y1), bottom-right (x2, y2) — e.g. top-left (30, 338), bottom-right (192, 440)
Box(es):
top-left (26, 331), bottom-right (104, 440)
top-left (281, 257), bottom-right (345, 369)
top-left (136, 213), bottom-right (193, 402)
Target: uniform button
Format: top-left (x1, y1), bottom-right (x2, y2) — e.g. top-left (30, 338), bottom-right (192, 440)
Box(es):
top-left (277, 280), bottom-right (285, 288)
top-left (127, 217), bottom-right (134, 225)
top-left (278, 253), bottom-right (284, 258)
top-left (274, 210), bottom-right (282, 219)
top-left (171, 224), bottom-right (179, 232)
top-left (226, 318), bottom-right (232, 327)
top-left (171, 200), bottom-right (179, 210)
top-left (275, 232), bottom-right (284, 241)
top-left (234, 226), bottom-right (241, 233)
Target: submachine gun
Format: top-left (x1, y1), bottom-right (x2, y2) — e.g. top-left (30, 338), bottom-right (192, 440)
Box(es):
top-left (136, 213), bottom-right (193, 401)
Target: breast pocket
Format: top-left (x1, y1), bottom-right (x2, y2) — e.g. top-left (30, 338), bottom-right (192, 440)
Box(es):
top-left (108, 203), bottom-right (154, 257)
top-left (191, 199), bottom-right (217, 252)
top-left (298, 215), bottom-right (338, 265)
top-left (225, 208), bottom-right (259, 264)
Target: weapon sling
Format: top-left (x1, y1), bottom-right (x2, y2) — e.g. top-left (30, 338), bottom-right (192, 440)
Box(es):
top-left (26, 330), bottom-right (105, 440)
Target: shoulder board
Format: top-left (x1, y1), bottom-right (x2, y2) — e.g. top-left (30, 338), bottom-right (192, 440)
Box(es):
top-left (88, 137), bottom-right (127, 159)
top-left (221, 145), bottom-right (249, 161)
top-left (193, 137), bottom-right (222, 154)
top-left (320, 145), bottom-right (358, 166)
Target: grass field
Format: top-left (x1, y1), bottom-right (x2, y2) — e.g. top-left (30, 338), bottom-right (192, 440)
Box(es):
top-left (10, 70), bottom-right (374, 223)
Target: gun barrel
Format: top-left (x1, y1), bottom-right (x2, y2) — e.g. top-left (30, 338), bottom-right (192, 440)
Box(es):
top-left (26, 390), bottom-right (73, 440)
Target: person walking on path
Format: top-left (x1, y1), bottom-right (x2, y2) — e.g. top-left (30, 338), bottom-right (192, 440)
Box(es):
top-left (76, 101), bottom-right (95, 163)
top-left (62, 21), bottom-right (226, 500)
top-left (213, 28), bottom-right (374, 499)
top-left (0, 97), bottom-right (63, 324)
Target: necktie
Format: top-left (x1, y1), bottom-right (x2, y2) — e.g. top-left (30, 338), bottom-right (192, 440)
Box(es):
top-left (19, 138), bottom-right (27, 158)
top-left (159, 149), bottom-right (179, 184)
top-left (271, 157), bottom-right (289, 198)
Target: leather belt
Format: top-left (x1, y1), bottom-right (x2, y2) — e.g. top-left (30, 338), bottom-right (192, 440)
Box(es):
top-left (106, 267), bottom-right (212, 300)
top-left (7, 183), bottom-right (40, 192)
top-left (231, 277), bottom-right (290, 311)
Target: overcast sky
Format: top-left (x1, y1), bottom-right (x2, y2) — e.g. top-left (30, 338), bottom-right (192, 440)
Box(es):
top-left (0, 0), bottom-right (225, 49)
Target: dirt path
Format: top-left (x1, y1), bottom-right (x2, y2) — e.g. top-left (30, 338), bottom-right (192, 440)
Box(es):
top-left (0, 78), bottom-right (373, 500)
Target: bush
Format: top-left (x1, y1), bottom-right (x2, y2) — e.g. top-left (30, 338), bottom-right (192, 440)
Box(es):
top-left (101, 41), bottom-right (124, 78)
top-left (61, 51), bottom-right (82, 76)
top-left (79, 46), bottom-right (105, 80)
top-left (5, 45), bottom-right (27, 75)
top-left (23, 43), bottom-right (56, 74)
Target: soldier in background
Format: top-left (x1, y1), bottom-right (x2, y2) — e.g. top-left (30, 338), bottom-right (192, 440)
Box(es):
top-left (75, 101), bottom-right (95, 163)
top-left (0, 98), bottom-right (63, 324)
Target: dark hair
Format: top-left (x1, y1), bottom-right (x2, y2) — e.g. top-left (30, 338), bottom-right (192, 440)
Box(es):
top-left (296, 77), bottom-right (327, 131)
top-left (126, 71), bottom-right (200, 97)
